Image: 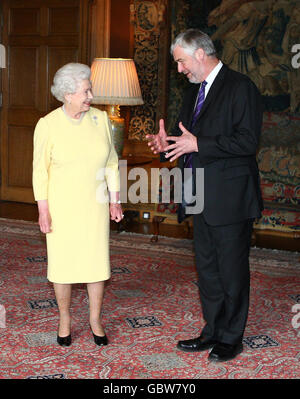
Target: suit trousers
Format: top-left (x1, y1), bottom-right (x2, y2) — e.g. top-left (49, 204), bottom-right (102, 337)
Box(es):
top-left (193, 213), bottom-right (253, 345)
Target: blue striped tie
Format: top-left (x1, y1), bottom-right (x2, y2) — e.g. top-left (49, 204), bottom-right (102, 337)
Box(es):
top-left (185, 80), bottom-right (207, 168)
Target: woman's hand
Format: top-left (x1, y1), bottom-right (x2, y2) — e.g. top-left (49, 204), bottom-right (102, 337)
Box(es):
top-left (37, 200), bottom-right (52, 233)
top-left (109, 203), bottom-right (123, 223)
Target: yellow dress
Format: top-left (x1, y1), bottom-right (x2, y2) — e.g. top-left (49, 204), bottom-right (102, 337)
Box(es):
top-left (32, 107), bottom-right (120, 283)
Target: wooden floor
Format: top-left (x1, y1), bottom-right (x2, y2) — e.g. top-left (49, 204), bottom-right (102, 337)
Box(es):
top-left (0, 201), bottom-right (298, 251)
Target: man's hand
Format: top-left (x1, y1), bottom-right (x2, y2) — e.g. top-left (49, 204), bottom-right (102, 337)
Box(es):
top-left (164, 122), bottom-right (198, 162)
top-left (146, 119), bottom-right (169, 154)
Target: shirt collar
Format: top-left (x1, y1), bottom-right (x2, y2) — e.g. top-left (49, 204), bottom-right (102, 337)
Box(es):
top-left (204, 60), bottom-right (223, 90)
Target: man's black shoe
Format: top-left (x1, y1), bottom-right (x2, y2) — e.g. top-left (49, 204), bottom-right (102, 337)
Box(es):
top-left (177, 336), bottom-right (217, 352)
top-left (208, 342), bottom-right (243, 362)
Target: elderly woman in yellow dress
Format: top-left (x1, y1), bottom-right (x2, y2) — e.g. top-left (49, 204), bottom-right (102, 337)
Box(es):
top-left (32, 63), bottom-right (123, 347)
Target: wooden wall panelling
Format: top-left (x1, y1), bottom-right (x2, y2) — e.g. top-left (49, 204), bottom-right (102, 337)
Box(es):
top-left (0, 0), bottom-right (93, 203)
top-left (89, 0), bottom-right (111, 62)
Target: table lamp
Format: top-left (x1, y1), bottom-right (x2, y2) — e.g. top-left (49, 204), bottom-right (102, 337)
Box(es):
top-left (90, 58), bottom-right (144, 157)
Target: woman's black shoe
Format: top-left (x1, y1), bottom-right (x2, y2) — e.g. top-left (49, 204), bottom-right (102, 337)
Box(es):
top-left (57, 334), bottom-right (72, 346)
top-left (92, 331), bottom-right (108, 346)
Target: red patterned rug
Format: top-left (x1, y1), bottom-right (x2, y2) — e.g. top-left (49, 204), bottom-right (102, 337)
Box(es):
top-left (0, 218), bottom-right (299, 380)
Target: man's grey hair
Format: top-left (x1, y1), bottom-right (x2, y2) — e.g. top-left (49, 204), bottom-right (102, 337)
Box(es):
top-left (51, 62), bottom-right (91, 102)
top-left (170, 29), bottom-right (217, 57)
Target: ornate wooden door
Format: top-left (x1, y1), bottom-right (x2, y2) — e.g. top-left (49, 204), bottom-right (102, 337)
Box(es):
top-left (0, 0), bottom-right (91, 203)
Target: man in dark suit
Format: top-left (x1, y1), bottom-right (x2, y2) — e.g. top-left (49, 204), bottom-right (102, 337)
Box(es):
top-left (147, 29), bottom-right (263, 362)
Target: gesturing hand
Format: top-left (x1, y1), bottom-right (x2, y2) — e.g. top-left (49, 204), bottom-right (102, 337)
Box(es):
top-left (146, 119), bottom-right (169, 154)
top-left (164, 122), bottom-right (198, 162)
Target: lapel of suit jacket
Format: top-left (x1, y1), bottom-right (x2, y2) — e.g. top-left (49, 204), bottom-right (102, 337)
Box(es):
top-left (195, 64), bottom-right (228, 123)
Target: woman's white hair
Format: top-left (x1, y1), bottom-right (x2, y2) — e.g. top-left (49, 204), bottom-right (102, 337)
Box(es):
top-left (51, 62), bottom-right (91, 102)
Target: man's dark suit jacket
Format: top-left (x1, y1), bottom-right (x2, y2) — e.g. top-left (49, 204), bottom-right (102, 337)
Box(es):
top-left (167, 64), bottom-right (264, 226)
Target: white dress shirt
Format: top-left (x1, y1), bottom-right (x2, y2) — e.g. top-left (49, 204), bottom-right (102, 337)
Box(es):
top-left (203, 60), bottom-right (223, 98)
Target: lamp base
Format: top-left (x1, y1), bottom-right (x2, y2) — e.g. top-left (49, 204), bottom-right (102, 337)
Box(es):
top-left (106, 105), bottom-right (124, 158)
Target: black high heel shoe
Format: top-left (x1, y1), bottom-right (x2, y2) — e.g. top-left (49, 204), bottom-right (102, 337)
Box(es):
top-left (90, 328), bottom-right (108, 346)
top-left (57, 334), bottom-right (72, 346)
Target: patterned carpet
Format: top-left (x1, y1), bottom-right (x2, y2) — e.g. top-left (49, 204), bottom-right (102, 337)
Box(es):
top-left (0, 218), bottom-right (299, 380)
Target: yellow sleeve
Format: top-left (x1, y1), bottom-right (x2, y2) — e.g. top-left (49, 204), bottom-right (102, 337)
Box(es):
top-left (32, 118), bottom-right (52, 201)
top-left (103, 112), bottom-right (120, 192)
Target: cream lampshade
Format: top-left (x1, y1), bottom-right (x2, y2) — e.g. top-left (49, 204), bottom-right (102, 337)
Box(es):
top-left (90, 58), bottom-right (144, 157)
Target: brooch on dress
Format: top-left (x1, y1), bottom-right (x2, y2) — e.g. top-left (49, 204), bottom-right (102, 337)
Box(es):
top-left (92, 115), bottom-right (98, 126)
